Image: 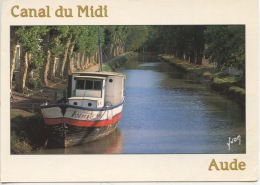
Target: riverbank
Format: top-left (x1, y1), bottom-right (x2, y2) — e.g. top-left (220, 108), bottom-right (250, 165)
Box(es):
top-left (159, 55), bottom-right (245, 106)
top-left (11, 78), bottom-right (68, 154)
top-left (106, 52), bottom-right (138, 71)
top-left (11, 65), bottom-right (101, 154)
top-left (10, 53), bottom-right (135, 154)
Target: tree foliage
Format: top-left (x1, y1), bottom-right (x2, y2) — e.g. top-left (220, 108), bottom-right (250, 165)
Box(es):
top-left (204, 25), bottom-right (245, 70)
top-left (145, 25), bottom-right (245, 70)
top-left (103, 25), bottom-right (148, 57)
top-left (16, 26), bottom-right (47, 68)
top-left (11, 25), bottom-right (149, 92)
top-left (11, 25), bottom-right (245, 93)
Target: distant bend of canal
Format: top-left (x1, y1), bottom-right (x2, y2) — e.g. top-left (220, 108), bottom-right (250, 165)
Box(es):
top-left (38, 54), bottom-right (245, 154)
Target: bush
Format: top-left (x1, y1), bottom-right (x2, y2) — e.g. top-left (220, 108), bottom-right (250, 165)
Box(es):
top-left (11, 113), bottom-right (47, 154)
top-left (11, 132), bottom-right (32, 154)
top-left (28, 77), bottom-right (40, 88)
top-left (102, 65), bottom-right (112, 71)
top-left (229, 86), bottom-right (245, 95)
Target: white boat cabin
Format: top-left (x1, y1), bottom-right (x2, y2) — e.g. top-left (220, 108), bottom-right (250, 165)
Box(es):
top-left (67, 72), bottom-right (125, 108)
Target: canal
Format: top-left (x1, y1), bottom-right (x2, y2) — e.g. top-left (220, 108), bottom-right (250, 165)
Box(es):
top-left (37, 55), bottom-right (246, 154)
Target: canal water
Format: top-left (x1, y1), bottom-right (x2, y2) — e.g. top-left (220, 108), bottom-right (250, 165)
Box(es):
top-left (37, 55), bottom-right (245, 154)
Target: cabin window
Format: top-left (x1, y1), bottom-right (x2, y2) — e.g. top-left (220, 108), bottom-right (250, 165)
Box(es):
top-left (85, 80), bottom-right (93, 89)
top-left (76, 80), bottom-right (85, 89)
top-left (94, 81), bottom-right (102, 90)
top-left (76, 79), bottom-right (102, 90)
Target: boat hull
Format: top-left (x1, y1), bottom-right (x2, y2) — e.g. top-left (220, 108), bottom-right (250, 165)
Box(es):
top-left (41, 102), bottom-right (124, 147)
top-left (46, 122), bottom-right (119, 148)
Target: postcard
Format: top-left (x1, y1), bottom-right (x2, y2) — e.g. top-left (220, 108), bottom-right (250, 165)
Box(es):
top-left (0, 0), bottom-right (258, 183)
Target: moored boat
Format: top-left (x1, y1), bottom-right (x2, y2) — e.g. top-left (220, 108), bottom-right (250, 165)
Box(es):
top-left (41, 71), bottom-right (125, 147)
top-left (41, 27), bottom-right (125, 148)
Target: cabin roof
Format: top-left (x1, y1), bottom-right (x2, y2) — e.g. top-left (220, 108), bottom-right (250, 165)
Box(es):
top-left (74, 76), bottom-right (107, 80)
top-left (72, 71), bottom-right (125, 78)
top-left (68, 97), bottom-right (102, 101)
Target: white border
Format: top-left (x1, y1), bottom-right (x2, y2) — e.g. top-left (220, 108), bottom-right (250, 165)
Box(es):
top-left (1, 0), bottom-right (258, 183)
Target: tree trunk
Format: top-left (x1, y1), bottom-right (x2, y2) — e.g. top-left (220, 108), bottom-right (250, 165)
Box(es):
top-left (48, 57), bottom-right (54, 80)
top-left (85, 56), bottom-right (90, 69)
top-left (76, 53), bottom-right (81, 70)
top-left (10, 44), bottom-right (17, 91)
top-left (55, 57), bottom-right (61, 77)
top-left (96, 51), bottom-right (100, 64)
top-left (68, 43), bottom-right (75, 74)
top-left (59, 37), bottom-right (71, 78)
top-left (112, 43), bottom-right (117, 57)
top-left (26, 53), bottom-right (33, 86)
top-left (42, 50), bottom-right (51, 86)
top-left (15, 51), bottom-right (28, 93)
top-left (117, 46), bottom-right (120, 56)
top-left (177, 51), bottom-right (184, 60)
top-left (48, 57), bottom-right (58, 81)
top-left (196, 53), bottom-right (203, 65)
top-left (195, 26), bottom-right (205, 65)
top-left (90, 55), bottom-right (95, 65)
top-left (81, 51), bottom-right (85, 69)
top-left (190, 51), bottom-right (195, 64)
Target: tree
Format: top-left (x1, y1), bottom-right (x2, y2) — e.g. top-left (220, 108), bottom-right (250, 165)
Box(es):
top-left (125, 26), bottom-right (148, 52)
top-left (103, 26), bottom-right (148, 58)
top-left (47, 27), bottom-right (65, 81)
top-left (74, 26), bottom-right (99, 69)
top-left (14, 26), bottom-right (45, 93)
top-left (104, 26), bottom-right (128, 58)
top-left (58, 26), bottom-right (72, 78)
top-left (205, 25), bottom-right (245, 72)
top-left (10, 26), bottom-right (19, 93)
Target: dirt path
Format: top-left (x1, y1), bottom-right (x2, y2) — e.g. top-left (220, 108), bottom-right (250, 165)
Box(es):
top-left (84, 65), bottom-right (100, 72)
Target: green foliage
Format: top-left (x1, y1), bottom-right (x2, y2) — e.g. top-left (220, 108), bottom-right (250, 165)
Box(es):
top-left (12, 25), bottom-right (245, 89)
top-left (205, 25), bottom-right (245, 70)
top-left (70, 26), bottom-right (99, 56)
top-left (11, 113), bottom-right (47, 153)
top-left (213, 75), bottom-right (239, 84)
top-left (125, 26), bottom-right (149, 51)
top-left (146, 25), bottom-right (245, 71)
top-left (102, 65), bottom-right (112, 71)
top-left (28, 77), bottom-right (40, 88)
top-left (147, 26), bottom-right (205, 64)
top-left (14, 26), bottom-right (48, 68)
top-left (104, 25), bottom-right (148, 54)
top-left (214, 77), bottom-right (228, 84)
top-left (11, 131), bottom-right (33, 154)
top-left (229, 86), bottom-right (245, 95)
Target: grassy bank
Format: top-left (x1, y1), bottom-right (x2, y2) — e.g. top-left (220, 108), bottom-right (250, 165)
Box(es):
top-left (159, 55), bottom-right (245, 105)
top-left (211, 76), bottom-right (245, 105)
top-left (11, 109), bottom-right (47, 154)
top-left (160, 54), bottom-right (218, 76)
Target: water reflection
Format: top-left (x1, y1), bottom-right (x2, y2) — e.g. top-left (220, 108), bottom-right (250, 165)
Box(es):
top-left (39, 54), bottom-right (245, 154)
top-left (118, 55), bottom-right (245, 154)
top-left (36, 129), bottom-right (122, 154)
